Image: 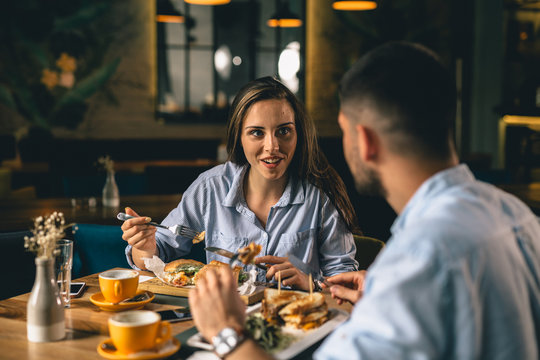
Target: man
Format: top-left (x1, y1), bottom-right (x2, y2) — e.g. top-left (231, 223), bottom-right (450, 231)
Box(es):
top-left (189, 42), bottom-right (540, 359)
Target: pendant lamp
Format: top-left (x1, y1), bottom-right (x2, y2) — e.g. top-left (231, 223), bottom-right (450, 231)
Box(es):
top-left (184, 0), bottom-right (231, 5)
top-left (267, 2), bottom-right (302, 28)
top-left (332, 0), bottom-right (377, 11)
top-left (156, 0), bottom-right (184, 23)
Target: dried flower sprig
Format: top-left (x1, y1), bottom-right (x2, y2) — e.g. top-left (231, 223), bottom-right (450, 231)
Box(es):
top-left (97, 155), bottom-right (115, 173)
top-left (24, 212), bottom-right (76, 259)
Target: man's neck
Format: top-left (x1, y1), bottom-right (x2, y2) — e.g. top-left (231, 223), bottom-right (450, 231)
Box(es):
top-left (382, 155), bottom-right (459, 214)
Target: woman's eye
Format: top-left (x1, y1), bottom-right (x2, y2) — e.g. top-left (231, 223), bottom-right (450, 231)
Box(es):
top-left (278, 127), bottom-right (291, 136)
top-left (250, 129), bottom-right (263, 137)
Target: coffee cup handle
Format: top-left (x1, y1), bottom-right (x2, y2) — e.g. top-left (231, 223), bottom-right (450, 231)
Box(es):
top-left (155, 321), bottom-right (172, 348)
top-left (114, 281), bottom-right (122, 297)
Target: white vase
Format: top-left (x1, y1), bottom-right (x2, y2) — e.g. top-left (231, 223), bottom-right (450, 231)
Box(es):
top-left (27, 257), bottom-right (65, 342)
top-left (102, 170), bottom-right (120, 207)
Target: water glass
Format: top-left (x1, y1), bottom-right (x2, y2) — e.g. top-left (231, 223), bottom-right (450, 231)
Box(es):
top-left (55, 239), bottom-right (74, 308)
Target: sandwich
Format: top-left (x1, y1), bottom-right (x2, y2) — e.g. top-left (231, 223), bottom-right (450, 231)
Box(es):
top-left (163, 259), bottom-right (205, 286)
top-left (278, 292), bottom-right (328, 330)
top-left (193, 260), bottom-right (246, 285)
top-left (261, 288), bottom-right (329, 330)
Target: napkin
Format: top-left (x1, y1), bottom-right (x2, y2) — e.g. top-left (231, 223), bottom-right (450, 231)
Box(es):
top-left (143, 256), bottom-right (169, 283)
top-left (237, 269), bottom-right (258, 295)
top-left (143, 256), bottom-right (257, 295)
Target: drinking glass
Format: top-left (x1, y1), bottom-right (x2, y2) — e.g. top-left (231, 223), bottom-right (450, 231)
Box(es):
top-left (55, 239), bottom-right (74, 308)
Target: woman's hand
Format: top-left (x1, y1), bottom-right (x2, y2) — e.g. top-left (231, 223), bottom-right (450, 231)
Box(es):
top-left (255, 255), bottom-right (311, 291)
top-left (189, 266), bottom-right (246, 341)
top-left (120, 207), bottom-right (158, 269)
top-left (324, 270), bottom-right (367, 305)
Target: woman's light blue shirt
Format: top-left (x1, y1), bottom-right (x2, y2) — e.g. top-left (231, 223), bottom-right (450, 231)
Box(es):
top-left (126, 162), bottom-right (358, 281)
top-left (315, 164), bottom-right (540, 360)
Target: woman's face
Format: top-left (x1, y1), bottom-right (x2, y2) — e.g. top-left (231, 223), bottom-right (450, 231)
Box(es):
top-left (240, 99), bottom-right (297, 182)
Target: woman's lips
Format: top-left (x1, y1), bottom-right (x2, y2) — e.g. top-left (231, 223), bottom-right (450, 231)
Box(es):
top-left (260, 157), bottom-right (282, 168)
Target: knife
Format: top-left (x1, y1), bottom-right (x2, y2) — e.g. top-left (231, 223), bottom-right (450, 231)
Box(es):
top-left (205, 246), bottom-right (268, 271)
top-left (288, 254), bottom-right (331, 288)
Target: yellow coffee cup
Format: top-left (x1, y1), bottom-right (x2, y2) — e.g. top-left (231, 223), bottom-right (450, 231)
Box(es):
top-left (108, 310), bottom-right (171, 354)
top-left (99, 269), bottom-right (139, 304)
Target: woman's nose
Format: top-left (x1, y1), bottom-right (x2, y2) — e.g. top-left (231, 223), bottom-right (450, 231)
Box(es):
top-left (264, 134), bottom-right (279, 151)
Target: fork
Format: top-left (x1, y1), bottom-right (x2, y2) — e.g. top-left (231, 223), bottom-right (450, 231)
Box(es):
top-left (116, 212), bottom-right (202, 239)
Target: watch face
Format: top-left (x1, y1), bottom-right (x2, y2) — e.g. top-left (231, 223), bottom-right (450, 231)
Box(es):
top-left (212, 327), bottom-right (241, 357)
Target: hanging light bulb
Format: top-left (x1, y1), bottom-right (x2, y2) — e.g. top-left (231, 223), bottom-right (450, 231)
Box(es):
top-left (332, 0), bottom-right (377, 11)
top-left (267, 2), bottom-right (302, 28)
top-left (156, 0), bottom-right (184, 23)
top-left (184, 0), bottom-right (231, 5)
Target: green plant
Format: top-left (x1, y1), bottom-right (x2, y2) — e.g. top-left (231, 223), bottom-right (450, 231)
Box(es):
top-left (0, 0), bottom-right (120, 130)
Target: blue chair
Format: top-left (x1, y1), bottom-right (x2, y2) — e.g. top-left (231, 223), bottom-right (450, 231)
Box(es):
top-left (73, 224), bottom-right (131, 278)
top-left (1, 230), bottom-right (35, 300)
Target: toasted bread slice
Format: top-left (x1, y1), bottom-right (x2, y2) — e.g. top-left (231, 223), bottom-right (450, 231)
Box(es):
top-left (278, 292), bottom-right (325, 317)
top-left (164, 258), bottom-right (204, 272)
top-left (261, 288), bottom-right (308, 320)
top-left (193, 260), bottom-right (242, 284)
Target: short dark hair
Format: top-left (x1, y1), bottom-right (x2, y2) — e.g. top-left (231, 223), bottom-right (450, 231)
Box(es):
top-left (339, 42), bottom-right (457, 161)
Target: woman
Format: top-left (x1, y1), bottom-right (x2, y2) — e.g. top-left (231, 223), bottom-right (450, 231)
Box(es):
top-left (122, 77), bottom-right (359, 290)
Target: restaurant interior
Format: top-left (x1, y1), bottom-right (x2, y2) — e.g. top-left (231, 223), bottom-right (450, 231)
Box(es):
top-left (0, 0), bottom-right (540, 348)
top-left (0, 0), bottom-right (539, 358)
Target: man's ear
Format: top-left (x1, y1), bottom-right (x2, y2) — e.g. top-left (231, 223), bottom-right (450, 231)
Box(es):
top-left (355, 124), bottom-right (378, 163)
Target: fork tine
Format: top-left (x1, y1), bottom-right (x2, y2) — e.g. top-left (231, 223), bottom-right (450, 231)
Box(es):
top-left (178, 226), bottom-right (199, 238)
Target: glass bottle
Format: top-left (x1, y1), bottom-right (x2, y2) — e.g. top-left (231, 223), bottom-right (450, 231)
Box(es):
top-left (102, 170), bottom-right (120, 207)
top-left (27, 257), bottom-right (65, 342)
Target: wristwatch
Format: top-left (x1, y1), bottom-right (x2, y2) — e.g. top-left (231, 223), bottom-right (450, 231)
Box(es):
top-left (212, 327), bottom-right (244, 358)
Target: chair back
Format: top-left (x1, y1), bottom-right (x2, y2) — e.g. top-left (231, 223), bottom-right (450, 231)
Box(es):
top-left (353, 235), bottom-right (385, 270)
top-left (1, 230), bottom-right (35, 300)
top-left (73, 224), bottom-right (130, 277)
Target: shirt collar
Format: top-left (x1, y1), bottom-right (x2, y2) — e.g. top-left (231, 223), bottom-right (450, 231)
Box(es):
top-left (221, 165), bottom-right (305, 207)
top-left (390, 163), bottom-right (475, 235)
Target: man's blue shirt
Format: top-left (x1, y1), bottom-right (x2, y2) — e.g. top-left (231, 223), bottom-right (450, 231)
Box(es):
top-left (316, 164), bottom-right (540, 359)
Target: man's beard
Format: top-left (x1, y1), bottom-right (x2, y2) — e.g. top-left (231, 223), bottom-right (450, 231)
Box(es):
top-left (347, 145), bottom-right (387, 198)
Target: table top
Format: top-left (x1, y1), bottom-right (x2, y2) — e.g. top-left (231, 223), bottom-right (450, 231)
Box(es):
top-left (0, 194), bottom-right (182, 232)
top-left (0, 269), bottom-right (352, 360)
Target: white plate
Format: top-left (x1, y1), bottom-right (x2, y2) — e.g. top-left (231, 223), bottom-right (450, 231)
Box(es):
top-left (186, 303), bottom-right (349, 360)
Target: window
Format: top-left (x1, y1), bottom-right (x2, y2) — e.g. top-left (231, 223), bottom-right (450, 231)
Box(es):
top-left (156, 0), bottom-right (305, 124)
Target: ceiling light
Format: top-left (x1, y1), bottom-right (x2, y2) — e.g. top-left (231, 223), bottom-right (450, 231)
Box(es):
top-left (332, 1), bottom-right (377, 11)
top-left (267, 3), bottom-right (302, 28)
top-left (156, 0), bottom-right (184, 23)
top-left (184, 0), bottom-right (231, 5)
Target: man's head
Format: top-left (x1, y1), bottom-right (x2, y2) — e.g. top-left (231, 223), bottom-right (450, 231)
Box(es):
top-left (338, 42), bottom-right (457, 197)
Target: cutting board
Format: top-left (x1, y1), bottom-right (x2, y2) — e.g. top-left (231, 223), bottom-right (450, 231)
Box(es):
top-left (138, 277), bottom-right (265, 305)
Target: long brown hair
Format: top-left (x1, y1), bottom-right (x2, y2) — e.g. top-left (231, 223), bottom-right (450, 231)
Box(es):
top-left (226, 77), bottom-right (359, 233)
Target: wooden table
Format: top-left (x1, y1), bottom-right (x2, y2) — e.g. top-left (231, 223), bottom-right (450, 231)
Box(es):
top-left (0, 269), bottom-right (353, 360)
top-left (0, 194), bottom-right (182, 232)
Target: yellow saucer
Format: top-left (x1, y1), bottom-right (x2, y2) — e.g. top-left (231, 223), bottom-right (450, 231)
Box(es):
top-left (97, 337), bottom-right (180, 360)
top-left (90, 290), bottom-right (155, 312)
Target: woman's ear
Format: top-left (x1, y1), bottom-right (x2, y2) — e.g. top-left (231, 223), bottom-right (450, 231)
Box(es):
top-left (356, 124), bottom-right (378, 163)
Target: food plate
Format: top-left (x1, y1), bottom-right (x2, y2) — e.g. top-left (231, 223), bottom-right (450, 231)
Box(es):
top-left (90, 290), bottom-right (155, 311)
top-left (97, 337), bottom-right (180, 359)
top-left (186, 304), bottom-right (349, 360)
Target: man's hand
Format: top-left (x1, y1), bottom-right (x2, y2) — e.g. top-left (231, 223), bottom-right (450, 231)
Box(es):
top-left (120, 207), bottom-right (158, 269)
top-left (189, 266), bottom-right (247, 341)
top-left (324, 270), bottom-right (367, 305)
top-left (255, 255), bottom-right (310, 291)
